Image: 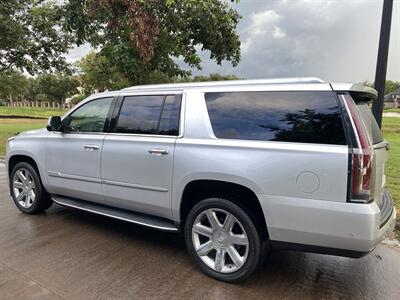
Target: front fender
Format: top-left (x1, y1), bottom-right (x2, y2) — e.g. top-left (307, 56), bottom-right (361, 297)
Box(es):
top-left (6, 135), bottom-right (48, 188)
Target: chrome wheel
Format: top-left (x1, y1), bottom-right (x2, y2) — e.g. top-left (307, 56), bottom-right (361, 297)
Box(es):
top-left (192, 208), bottom-right (249, 273)
top-left (12, 168), bottom-right (36, 209)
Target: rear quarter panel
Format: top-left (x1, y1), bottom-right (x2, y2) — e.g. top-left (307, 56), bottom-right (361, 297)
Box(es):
top-left (171, 89), bottom-right (350, 224)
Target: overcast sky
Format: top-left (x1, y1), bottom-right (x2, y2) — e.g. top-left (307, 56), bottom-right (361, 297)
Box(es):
top-left (67, 0), bottom-right (400, 83)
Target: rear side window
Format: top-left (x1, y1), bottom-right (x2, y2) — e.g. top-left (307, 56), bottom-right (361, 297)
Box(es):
top-left (355, 102), bottom-right (383, 144)
top-left (116, 94), bottom-right (181, 135)
top-left (205, 91), bottom-right (346, 145)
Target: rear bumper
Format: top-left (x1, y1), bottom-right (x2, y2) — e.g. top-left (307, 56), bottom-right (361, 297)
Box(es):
top-left (379, 189), bottom-right (394, 228)
top-left (259, 190), bottom-right (396, 256)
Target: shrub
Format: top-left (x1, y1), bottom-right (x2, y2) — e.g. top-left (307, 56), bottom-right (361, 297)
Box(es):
top-left (69, 94), bottom-right (86, 105)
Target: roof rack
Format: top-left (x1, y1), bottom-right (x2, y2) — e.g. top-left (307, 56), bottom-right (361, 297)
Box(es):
top-left (121, 77), bottom-right (324, 91)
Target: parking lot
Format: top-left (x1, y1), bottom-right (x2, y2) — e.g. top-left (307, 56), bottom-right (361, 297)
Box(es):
top-left (1, 163), bottom-right (400, 300)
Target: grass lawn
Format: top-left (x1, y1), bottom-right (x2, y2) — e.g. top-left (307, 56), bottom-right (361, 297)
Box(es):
top-left (384, 108), bottom-right (400, 113)
top-left (0, 118), bottom-right (46, 155)
top-left (0, 106), bottom-right (66, 119)
top-left (382, 117), bottom-right (400, 219)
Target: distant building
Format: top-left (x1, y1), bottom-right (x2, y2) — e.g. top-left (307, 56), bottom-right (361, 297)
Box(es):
top-left (384, 87), bottom-right (400, 108)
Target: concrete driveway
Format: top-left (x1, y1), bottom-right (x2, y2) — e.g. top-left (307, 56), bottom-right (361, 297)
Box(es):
top-left (1, 163), bottom-right (400, 300)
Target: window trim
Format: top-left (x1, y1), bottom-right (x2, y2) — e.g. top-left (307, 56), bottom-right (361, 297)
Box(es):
top-left (60, 96), bottom-right (118, 135)
top-left (110, 92), bottom-right (185, 138)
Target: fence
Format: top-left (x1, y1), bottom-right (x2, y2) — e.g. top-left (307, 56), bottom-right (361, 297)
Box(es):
top-left (384, 101), bottom-right (399, 109)
top-left (4, 101), bottom-right (72, 109)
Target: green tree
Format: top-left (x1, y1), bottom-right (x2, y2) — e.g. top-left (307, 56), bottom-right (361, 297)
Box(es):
top-left (0, 0), bottom-right (73, 74)
top-left (77, 52), bottom-right (129, 94)
top-left (36, 74), bottom-right (79, 107)
top-left (0, 71), bottom-right (30, 103)
top-left (363, 80), bottom-right (400, 95)
top-left (69, 94), bottom-right (86, 105)
top-left (186, 73), bottom-right (241, 82)
top-left (384, 80), bottom-right (400, 94)
top-left (65, 0), bottom-right (241, 84)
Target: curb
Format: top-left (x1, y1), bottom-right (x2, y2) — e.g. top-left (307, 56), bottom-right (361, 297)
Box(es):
top-left (0, 115), bottom-right (47, 120)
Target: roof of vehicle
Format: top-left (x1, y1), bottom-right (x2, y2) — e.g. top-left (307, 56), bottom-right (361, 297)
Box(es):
top-left (121, 77), bottom-right (325, 91)
top-left (84, 77), bottom-right (377, 103)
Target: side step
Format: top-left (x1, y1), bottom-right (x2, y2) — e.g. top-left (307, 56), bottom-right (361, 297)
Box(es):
top-left (51, 195), bottom-right (179, 232)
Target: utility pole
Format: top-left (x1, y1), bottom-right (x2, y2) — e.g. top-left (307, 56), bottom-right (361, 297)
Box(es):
top-left (372, 0), bottom-right (393, 128)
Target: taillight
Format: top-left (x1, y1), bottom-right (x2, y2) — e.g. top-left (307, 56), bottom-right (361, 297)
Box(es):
top-left (341, 94), bottom-right (374, 202)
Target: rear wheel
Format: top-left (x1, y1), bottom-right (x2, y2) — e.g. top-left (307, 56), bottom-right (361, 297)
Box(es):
top-left (184, 198), bottom-right (263, 282)
top-left (10, 162), bottom-right (52, 214)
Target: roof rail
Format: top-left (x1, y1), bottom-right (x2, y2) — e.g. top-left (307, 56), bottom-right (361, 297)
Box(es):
top-left (121, 77), bottom-right (324, 91)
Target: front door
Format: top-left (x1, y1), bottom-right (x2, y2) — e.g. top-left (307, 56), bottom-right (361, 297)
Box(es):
top-left (100, 93), bottom-right (182, 219)
top-left (45, 97), bottom-right (114, 202)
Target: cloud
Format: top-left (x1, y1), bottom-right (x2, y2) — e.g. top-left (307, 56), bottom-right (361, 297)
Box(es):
top-left (66, 0), bottom-right (400, 82)
top-left (187, 0), bottom-right (400, 83)
top-left (241, 10), bottom-right (286, 54)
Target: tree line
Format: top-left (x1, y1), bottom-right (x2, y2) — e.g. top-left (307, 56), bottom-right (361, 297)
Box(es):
top-left (2, 1), bottom-right (398, 108)
top-left (0, 0), bottom-right (241, 106)
top-left (0, 54), bottom-right (240, 106)
top-left (363, 81), bottom-right (400, 96)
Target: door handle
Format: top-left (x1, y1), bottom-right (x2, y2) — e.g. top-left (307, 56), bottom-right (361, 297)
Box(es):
top-left (148, 149), bottom-right (169, 155)
top-left (83, 144), bottom-right (100, 151)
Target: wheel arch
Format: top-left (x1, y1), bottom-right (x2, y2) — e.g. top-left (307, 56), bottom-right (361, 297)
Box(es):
top-left (179, 179), bottom-right (268, 240)
top-left (8, 154), bottom-right (42, 182)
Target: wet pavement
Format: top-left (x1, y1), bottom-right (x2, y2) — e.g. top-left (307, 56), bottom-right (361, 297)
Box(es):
top-left (1, 163), bottom-right (400, 300)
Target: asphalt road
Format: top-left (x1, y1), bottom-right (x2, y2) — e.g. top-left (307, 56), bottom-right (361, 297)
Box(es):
top-left (1, 163), bottom-right (400, 300)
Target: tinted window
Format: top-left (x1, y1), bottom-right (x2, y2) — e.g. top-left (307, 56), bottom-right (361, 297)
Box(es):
top-left (205, 91), bottom-right (346, 145)
top-left (356, 102), bottom-right (383, 144)
top-left (116, 95), bottom-right (181, 135)
top-left (63, 97), bottom-right (113, 133)
top-left (159, 95), bottom-right (182, 135)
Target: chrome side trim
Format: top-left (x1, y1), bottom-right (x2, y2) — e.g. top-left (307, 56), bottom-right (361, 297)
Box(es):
top-left (48, 171), bottom-right (101, 183)
top-left (105, 132), bottom-right (178, 138)
top-left (48, 171), bottom-right (168, 192)
top-left (101, 179), bottom-right (168, 192)
top-left (52, 196), bottom-right (178, 232)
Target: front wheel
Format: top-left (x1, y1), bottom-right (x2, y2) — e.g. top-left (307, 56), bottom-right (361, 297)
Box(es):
top-left (184, 198), bottom-right (263, 282)
top-left (10, 162), bottom-right (52, 214)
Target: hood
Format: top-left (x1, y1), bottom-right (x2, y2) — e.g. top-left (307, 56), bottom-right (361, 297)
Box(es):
top-left (16, 128), bottom-right (48, 137)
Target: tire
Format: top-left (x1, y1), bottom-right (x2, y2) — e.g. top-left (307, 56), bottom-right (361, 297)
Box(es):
top-left (184, 198), bottom-right (263, 282)
top-left (10, 162), bottom-right (52, 214)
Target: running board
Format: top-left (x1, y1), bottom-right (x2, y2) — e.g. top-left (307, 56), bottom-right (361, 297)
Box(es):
top-left (51, 195), bottom-right (179, 232)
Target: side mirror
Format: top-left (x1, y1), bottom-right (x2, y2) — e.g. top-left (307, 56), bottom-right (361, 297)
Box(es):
top-left (47, 116), bottom-right (62, 132)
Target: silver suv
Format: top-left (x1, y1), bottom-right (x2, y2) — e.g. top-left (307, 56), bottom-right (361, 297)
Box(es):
top-left (5, 78), bottom-right (396, 282)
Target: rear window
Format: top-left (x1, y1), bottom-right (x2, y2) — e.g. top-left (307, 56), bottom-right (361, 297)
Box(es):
top-left (355, 102), bottom-right (383, 144)
top-left (205, 91), bottom-right (347, 145)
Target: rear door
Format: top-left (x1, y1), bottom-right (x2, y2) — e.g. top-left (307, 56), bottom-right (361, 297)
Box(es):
top-left (100, 92), bottom-right (183, 219)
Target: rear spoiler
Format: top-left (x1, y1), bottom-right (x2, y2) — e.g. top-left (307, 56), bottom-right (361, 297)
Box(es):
top-left (331, 83), bottom-right (378, 102)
